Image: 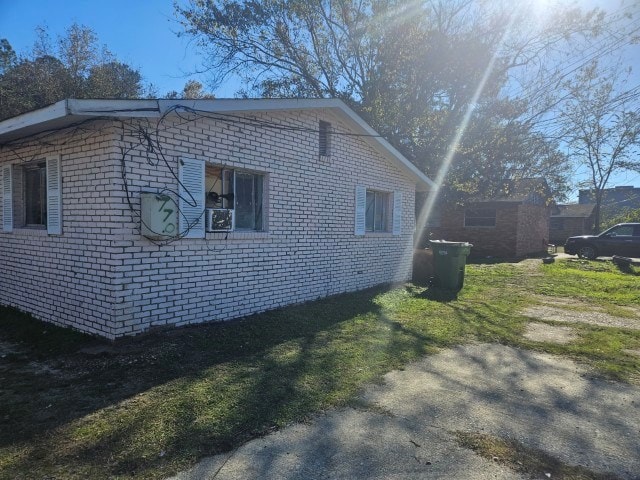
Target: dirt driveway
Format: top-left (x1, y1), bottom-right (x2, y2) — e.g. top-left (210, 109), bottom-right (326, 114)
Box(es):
top-left (170, 343), bottom-right (640, 480)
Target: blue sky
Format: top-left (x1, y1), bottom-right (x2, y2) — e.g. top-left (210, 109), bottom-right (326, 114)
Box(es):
top-left (0, 0), bottom-right (238, 96)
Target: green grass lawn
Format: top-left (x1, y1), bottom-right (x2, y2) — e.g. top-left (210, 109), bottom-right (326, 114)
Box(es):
top-left (0, 259), bottom-right (638, 479)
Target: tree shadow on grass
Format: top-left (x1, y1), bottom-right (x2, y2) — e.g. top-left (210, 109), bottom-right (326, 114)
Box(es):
top-left (0, 283), bottom-right (436, 479)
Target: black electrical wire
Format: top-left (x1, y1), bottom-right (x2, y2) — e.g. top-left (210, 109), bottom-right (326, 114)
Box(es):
top-left (1, 101), bottom-right (387, 246)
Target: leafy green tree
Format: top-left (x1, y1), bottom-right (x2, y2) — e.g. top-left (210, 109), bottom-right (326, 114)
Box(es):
top-left (0, 39), bottom-right (16, 74)
top-left (182, 79), bottom-right (215, 98)
top-left (86, 62), bottom-right (143, 98)
top-left (601, 208), bottom-right (640, 229)
top-left (175, 0), bottom-right (604, 202)
top-left (165, 80), bottom-right (215, 99)
top-left (559, 59), bottom-right (640, 232)
top-left (0, 24), bottom-right (144, 120)
top-left (0, 54), bottom-right (73, 116)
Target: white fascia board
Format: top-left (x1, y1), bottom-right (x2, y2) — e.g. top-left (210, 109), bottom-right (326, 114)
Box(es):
top-left (157, 98), bottom-right (345, 114)
top-left (0, 99), bottom-right (163, 144)
top-left (0, 99), bottom-right (69, 138)
top-left (67, 99), bottom-right (161, 117)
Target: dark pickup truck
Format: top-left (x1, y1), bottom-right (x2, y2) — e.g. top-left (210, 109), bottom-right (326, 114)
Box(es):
top-left (564, 223), bottom-right (640, 259)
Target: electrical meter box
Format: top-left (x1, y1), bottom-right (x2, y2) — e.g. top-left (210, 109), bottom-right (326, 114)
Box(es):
top-left (140, 192), bottom-right (178, 239)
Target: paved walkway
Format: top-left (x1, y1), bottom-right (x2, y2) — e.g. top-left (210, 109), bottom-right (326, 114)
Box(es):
top-left (169, 344), bottom-right (640, 480)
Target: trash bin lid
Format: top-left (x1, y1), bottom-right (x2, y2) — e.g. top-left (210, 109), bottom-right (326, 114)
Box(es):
top-left (429, 240), bottom-right (473, 247)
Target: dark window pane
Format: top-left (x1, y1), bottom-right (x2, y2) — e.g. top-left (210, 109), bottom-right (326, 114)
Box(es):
top-left (365, 191), bottom-right (375, 231)
top-left (254, 175), bottom-right (263, 231)
top-left (319, 121), bottom-right (330, 156)
top-left (550, 218), bottom-right (564, 230)
top-left (464, 208), bottom-right (496, 227)
top-left (24, 164), bottom-right (46, 226)
top-left (609, 226), bottom-right (633, 236)
top-left (365, 190), bottom-right (389, 232)
top-left (374, 192), bottom-right (386, 231)
top-left (234, 172), bottom-right (263, 231)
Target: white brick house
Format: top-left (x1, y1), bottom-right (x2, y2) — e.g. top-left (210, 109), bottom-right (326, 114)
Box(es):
top-left (0, 99), bottom-right (433, 339)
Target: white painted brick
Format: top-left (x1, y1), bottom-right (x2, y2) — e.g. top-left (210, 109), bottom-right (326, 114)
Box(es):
top-left (0, 110), bottom-right (417, 339)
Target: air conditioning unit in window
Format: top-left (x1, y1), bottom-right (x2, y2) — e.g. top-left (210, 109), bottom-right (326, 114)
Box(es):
top-left (206, 208), bottom-right (234, 232)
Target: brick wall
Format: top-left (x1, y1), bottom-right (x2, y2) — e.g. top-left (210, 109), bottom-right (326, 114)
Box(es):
top-left (427, 202), bottom-right (549, 258)
top-left (428, 204), bottom-right (518, 257)
top-left (515, 204), bottom-right (550, 257)
top-left (0, 123), bottom-right (124, 337)
top-left (1, 110), bottom-right (417, 338)
top-left (549, 217), bottom-right (591, 245)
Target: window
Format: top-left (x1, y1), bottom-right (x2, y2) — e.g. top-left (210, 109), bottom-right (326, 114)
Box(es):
top-left (1, 156), bottom-right (61, 234)
top-left (234, 172), bottom-right (263, 230)
top-left (550, 217), bottom-right (564, 230)
top-left (24, 162), bottom-right (47, 226)
top-left (366, 190), bottom-right (389, 232)
top-left (354, 186), bottom-right (402, 236)
top-left (178, 159), bottom-right (266, 238)
top-left (205, 164), bottom-right (264, 231)
top-left (319, 121), bottom-right (331, 156)
top-left (464, 208), bottom-right (496, 227)
top-left (607, 225), bottom-right (634, 237)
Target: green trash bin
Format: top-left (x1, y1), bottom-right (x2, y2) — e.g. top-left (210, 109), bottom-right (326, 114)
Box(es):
top-left (429, 240), bottom-right (473, 290)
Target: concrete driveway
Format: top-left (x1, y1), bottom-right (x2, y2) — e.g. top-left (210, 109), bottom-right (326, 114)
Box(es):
top-left (169, 344), bottom-right (640, 480)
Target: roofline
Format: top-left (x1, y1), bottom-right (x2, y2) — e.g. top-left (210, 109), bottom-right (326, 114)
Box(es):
top-left (0, 98), bottom-right (434, 190)
top-left (0, 99), bottom-right (70, 136)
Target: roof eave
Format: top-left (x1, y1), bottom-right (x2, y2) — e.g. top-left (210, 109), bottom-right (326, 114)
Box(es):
top-left (0, 99), bottom-right (69, 138)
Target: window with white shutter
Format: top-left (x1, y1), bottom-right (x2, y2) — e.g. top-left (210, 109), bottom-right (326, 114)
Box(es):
top-left (205, 165), bottom-right (265, 231)
top-left (356, 186), bottom-right (401, 235)
top-left (24, 162), bottom-right (46, 226)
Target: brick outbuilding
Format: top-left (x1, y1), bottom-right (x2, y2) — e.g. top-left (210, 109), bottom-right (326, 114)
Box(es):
top-left (0, 99), bottom-right (433, 338)
top-left (549, 204), bottom-right (596, 245)
top-left (425, 180), bottom-right (552, 258)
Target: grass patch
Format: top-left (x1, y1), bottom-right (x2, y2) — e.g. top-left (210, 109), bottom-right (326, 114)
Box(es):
top-left (0, 258), bottom-right (638, 479)
top-left (454, 431), bottom-right (621, 480)
top-left (538, 259), bottom-right (640, 306)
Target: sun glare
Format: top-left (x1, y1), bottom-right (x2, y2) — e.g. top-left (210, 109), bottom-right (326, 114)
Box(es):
top-left (415, 10), bottom-right (520, 245)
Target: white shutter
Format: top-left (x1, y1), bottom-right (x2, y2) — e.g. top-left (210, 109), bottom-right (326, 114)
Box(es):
top-left (392, 191), bottom-right (402, 235)
top-left (2, 164), bottom-right (12, 232)
top-left (46, 155), bottom-right (62, 235)
top-left (178, 158), bottom-right (205, 238)
top-left (355, 185), bottom-right (366, 236)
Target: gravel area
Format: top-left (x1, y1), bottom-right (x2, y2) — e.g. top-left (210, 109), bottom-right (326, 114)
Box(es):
top-left (523, 322), bottom-right (578, 344)
top-left (523, 304), bottom-right (640, 330)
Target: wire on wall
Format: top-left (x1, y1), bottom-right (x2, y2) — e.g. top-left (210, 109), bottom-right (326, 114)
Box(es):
top-left (0, 102), bottom-right (378, 246)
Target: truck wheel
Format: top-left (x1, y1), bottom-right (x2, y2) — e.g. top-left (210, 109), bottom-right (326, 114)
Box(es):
top-left (577, 245), bottom-right (597, 260)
